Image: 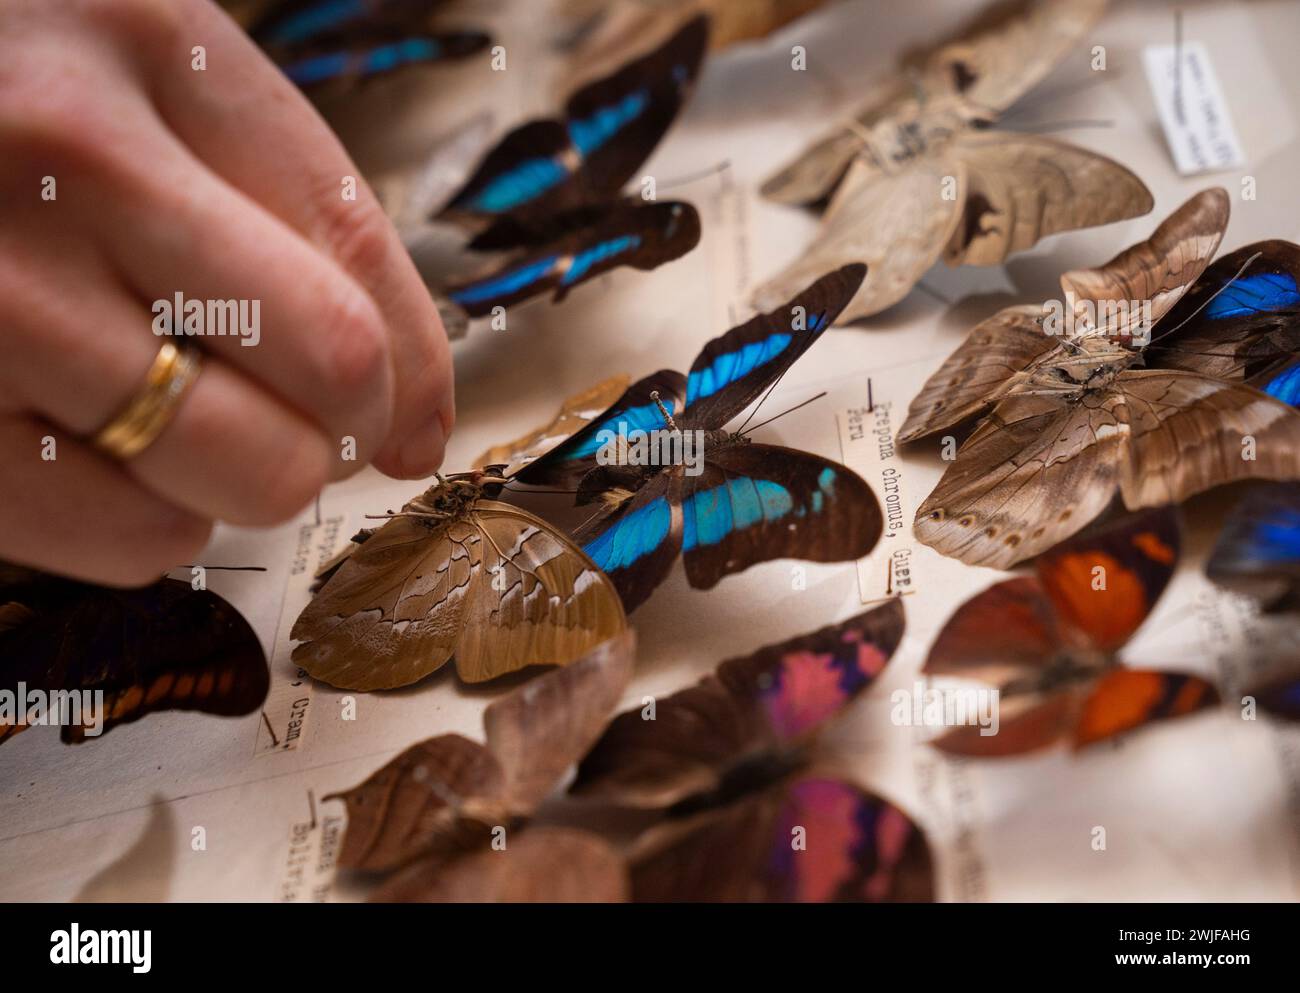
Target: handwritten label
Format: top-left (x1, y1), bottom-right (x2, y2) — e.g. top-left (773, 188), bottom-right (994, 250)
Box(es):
top-left (255, 513), bottom-right (348, 756)
top-left (277, 792), bottom-right (344, 903)
top-left (1143, 41), bottom-right (1244, 174)
top-left (836, 388), bottom-right (920, 604)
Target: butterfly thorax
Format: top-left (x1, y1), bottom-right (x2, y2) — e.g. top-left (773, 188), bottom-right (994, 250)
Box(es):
top-left (1003, 651), bottom-right (1108, 698)
top-left (1012, 336), bottom-right (1141, 399)
top-left (400, 470), bottom-right (509, 526)
top-left (855, 93), bottom-right (982, 173)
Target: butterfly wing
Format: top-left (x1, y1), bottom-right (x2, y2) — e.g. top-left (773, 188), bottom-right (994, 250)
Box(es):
top-left (920, 0), bottom-right (1108, 115)
top-left (474, 375), bottom-right (632, 476)
top-left (291, 515), bottom-right (480, 690)
top-left (1246, 672), bottom-right (1300, 722)
top-left (572, 599), bottom-right (905, 807)
top-left (897, 303), bottom-right (1054, 443)
top-left (1116, 370), bottom-right (1300, 510)
top-left (370, 826), bottom-right (628, 902)
top-left (0, 572), bottom-right (269, 745)
top-left (438, 16), bottom-right (706, 227)
top-left (452, 501), bottom-right (628, 682)
top-left (680, 442), bottom-right (882, 591)
top-left (685, 264), bottom-right (865, 428)
top-left (279, 31), bottom-right (489, 89)
top-left (442, 200), bottom-right (700, 317)
top-left (752, 157), bottom-right (966, 322)
top-left (514, 369), bottom-right (689, 488)
top-left (628, 775), bottom-right (932, 902)
top-left (326, 733), bottom-right (507, 873)
top-left (251, 0), bottom-right (450, 48)
top-left (1206, 482), bottom-right (1300, 611)
top-left (1074, 669), bottom-right (1219, 747)
top-left (575, 472), bottom-right (684, 613)
top-left (1035, 505), bottom-right (1180, 654)
top-left (943, 131), bottom-right (1152, 267)
top-left (915, 392), bottom-right (1128, 568)
top-left (1146, 240), bottom-right (1300, 385)
top-left (483, 630), bottom-right (636, 811)
top-left (1059, 187), bottom-right (1230, 341)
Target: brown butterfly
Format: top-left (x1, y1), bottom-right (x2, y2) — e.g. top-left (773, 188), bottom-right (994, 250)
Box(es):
top-left (753, 0), bottom-right (1152, 320)
top-left (0, 563), bottom-right (269, 746)
top-left (291, 468), bottom-right (627, 690)
top-left (923, 508), bottom-right (1219, 756)
top-left (570, 599), bottom-right (934, 902)
top-left (327, 632), bottom-right (635, 901)
top-left (902, 187), bottom-right (1300, 569)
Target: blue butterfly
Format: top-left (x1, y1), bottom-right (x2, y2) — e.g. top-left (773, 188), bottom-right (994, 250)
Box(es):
top-left (515, 265), bottom-right (881, 612)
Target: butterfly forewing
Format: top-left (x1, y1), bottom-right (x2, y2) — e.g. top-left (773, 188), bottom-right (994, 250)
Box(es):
top-left (572, 600), bottom-right (904, 808)
top-left (683, 263), bottom-right (865, 428)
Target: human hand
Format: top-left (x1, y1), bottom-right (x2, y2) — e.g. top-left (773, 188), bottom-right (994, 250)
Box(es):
top-left (0, 0), bottom-right (455, 585)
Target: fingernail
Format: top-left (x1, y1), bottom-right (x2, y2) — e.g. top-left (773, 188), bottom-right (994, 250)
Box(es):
top-left (393, 414), bottom-right (448, 479)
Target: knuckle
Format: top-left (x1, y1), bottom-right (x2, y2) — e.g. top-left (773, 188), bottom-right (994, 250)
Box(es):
top-left (319, 199), bottom-right (395, 285)
top-left (75, 0), bottom-right (183, 44)
top-left (320, 288), bottom-right (391, 399)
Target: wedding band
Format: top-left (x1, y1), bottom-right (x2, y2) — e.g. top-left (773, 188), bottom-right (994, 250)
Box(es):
top-left (92, 342), bottom-right (202, 460)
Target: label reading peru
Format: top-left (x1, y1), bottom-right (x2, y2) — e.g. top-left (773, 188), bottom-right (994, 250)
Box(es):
top-left (837, 393), bottom-right (918, 605)
top-left (255, 513), bottom-right (349, 756)
top-left (1143, 41), bottom-right (1244, 175)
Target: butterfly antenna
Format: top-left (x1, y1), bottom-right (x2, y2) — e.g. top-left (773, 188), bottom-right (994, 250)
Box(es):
top-left (180, 565), bottom-right (268, 572)
top-left (650, 391), bottom-right (679, 431)
top-left (658, 160), bottom-right (731, 191)
top-left (1148, 251), bottom-right (1264, 346)
top-left (741, 391), bottom-right (828, 436)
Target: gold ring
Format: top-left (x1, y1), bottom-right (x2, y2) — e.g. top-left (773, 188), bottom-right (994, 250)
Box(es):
top-left (92, 341), bottom-right (202, 460)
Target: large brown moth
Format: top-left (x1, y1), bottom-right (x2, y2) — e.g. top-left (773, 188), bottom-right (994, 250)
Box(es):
top-left (753, 0), bottom-right (1153, 320)
top-left (901, 187), bottom-right (1300, 569)
top-left (291, 468), bottom-right (627, 690)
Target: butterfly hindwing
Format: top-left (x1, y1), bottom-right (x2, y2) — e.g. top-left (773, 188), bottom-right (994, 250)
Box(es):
top-left (577, 472), bottom-right (684, 614)
top-left (0, 570), bottom-right (269, 745)
top-left (1074, 669), bottom-right (1219, 748)
top-left (680, 442), bottom-right (882, 591)
top-left (1207, 482), bottom-right (1300, 611)
top-left (629, 775), bottom-right (933, 902)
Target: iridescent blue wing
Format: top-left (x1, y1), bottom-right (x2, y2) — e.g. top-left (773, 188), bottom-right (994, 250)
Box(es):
top-left (575, 474), bottom-right (684, 614)
top-left (437, 16), bottom-right (707, 230)
top-left (515, 368), bottom-right (688, 488)
top-left (443, 201), bottom-right (699, 318)
top-left (1207, 482), bottom-right (1300, 612)
top-left (679, 442), bottom-right (882, 591)
top-left (1148, 240), bottom-right (1300, 387)
top-left (279, 31), bottom-right (488, 88)
top-left (678, 265), bottom-right (865, 430)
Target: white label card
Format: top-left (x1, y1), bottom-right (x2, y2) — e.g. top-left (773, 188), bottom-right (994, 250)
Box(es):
top-left (1143, 41), bottom-right (1245, 175)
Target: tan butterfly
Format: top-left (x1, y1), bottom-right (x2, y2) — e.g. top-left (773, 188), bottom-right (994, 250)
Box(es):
top-left (901, 187), bottom-right (1300, 569)
top-left (753, 0), bottom-right (1153, 320)
top-left (291, 468), bottom-right (627, 690)
top-left (327, 632), bottom-right (635, 901)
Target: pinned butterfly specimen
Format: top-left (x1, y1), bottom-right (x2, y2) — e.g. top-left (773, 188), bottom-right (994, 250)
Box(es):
top-left (1146, 240), bottom-right (1300, 403)
top-left (0, 563), bottom-right (269, 746)
top-left (570, 599), bottom-right (933, 902)
top-left (475, 374), bottom-right (631, 476)
top-left (901, 188), bottom-right (1300, 569)
top-left (328, 632), bottom-right (635, 902)
top-left (250, 0), bottom-right (490, 90)
top-left (1207, 483), bottom-right (1300, 614)
top-left (291, 468), bottom-right (627, 690)
top-left (924, 508), bottom-right (1218, 757)
top-left (516, 265), bottom-right (883, 613)
top-left (442, 199), bottom-right (701, 318)
top-left (753, 0), bottom-right (1152, 320)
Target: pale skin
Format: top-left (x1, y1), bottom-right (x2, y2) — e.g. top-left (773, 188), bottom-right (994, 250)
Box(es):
top-left (0, 0), bottom-right (455, 585)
